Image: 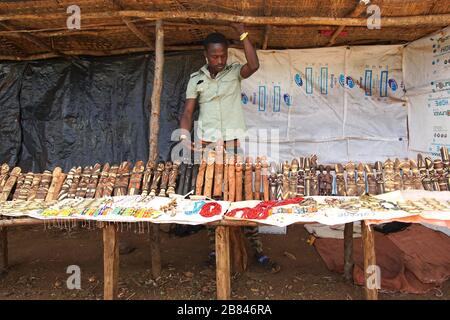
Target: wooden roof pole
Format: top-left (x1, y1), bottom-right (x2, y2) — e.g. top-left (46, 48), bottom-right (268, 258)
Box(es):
top-left (1, 11), bottom-right (450, 27)
top-left (122, 19), bottom-right (154, 49)
top-left (0, 21), bottom-right (64, 57)
top-left (327, 0), bottom-right (370, 47)
top-left (262, 0), bottom-right (272, 50)
top-left (111, 1), bottom-right (154, 49)
top-left (148, 19), bottom-right (164, 280)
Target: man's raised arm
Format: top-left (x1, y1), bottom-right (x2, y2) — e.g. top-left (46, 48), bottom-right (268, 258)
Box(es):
top-left (231, 23), bottom-right (260, 79)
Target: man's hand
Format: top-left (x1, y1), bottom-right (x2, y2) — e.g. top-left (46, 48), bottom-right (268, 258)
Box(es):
top-left (231, 23), bottom-right (246, 35)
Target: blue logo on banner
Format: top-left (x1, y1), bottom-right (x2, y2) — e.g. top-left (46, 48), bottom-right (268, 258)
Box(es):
top-left (388, 79), bottom-right (398, 91)
top-left (241, 93), bottom-right (249, 104)
top-left (294, 73), bottom-right (303, 87)
top-left (346, 76), bottom-right (355, 88)
top-left (284, 94), bottom-right (292, 106)
top-left (339, 74), bottom-right (345, 87)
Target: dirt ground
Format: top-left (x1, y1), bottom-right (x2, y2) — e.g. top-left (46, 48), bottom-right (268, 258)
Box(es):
top-left (0, 224), bottom-right (448, 300)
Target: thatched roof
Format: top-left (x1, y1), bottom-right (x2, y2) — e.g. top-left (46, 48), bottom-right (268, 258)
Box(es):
top-left (0, 0), bottom-right (449, 60)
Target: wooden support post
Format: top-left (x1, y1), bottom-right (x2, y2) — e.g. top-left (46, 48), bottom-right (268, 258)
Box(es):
top-left (343, 222), bottom-right (354, 282)
top-left (103, 224), bottom-right (119, 300)
top-left (0, 227), bottom-right (8, 272)
top-left (148, 19), bottom-right (164, 280)
top-left (216, 226), bottom-right (231, 300)
top-left (150, 223), bottom-right (161, 279)
top-left (2, 11), bottom-right (450, 28)
top-left (149, 19), bottom-right (164, 162)
top-left (361, 220), bottom-right (378, 300)
top-left (229, 227), bottom-right (247, 273)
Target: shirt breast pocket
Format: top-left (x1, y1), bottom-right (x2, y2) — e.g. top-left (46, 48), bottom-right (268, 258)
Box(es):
top-left (197, 82), bottom-right (215, 103)
top-left (219, 74), bottom-right (240, 97)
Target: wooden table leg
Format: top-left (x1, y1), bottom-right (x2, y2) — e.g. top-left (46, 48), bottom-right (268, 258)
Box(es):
top-left (0, 227), bottom-right (7, 272)
top-left (216, 225), bottom-right (231, 300)
top-left (230, 227), bottom-right (247, 273)
top-left (343, 222), bottom-right (354, 282)
top-left (103, 223), bottom-right (119, 300)
top-left (361, 220), bottom-right (378, 300)
top-left (150, 223), bottom-right (161, 279)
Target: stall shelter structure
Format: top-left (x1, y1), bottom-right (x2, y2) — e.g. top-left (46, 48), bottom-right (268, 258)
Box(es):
top-left (0, 0), bottom-right (450, 302)
top-left (0, 1), bottom-right (449, 168)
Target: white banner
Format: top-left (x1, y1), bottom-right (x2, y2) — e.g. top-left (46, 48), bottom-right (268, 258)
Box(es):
top-left (404, 26), bottom-right (450, 156)
top-left (228, 45), bottom-right (407, 163)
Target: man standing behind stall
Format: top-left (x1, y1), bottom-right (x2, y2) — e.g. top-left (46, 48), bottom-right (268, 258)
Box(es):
top-left (178, 23), bottom-right (280, 273)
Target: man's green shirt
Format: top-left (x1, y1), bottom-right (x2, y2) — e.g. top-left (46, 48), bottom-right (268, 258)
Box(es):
top-left (186, 63), bottom-right (247, 142)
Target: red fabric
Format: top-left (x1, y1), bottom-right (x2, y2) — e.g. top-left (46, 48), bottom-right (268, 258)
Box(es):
top-left (314, 224), bottom-right (450, 293)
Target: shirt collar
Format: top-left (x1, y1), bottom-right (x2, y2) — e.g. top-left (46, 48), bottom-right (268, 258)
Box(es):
top-left (200, 64), bottom-right (233, 79)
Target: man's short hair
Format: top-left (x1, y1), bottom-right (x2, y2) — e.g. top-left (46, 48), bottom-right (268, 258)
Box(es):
top-left (204, 32), bottom-right (228, 50)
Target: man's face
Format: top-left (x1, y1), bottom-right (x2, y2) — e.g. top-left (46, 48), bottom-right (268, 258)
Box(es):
top-left (204, 43), bottom-right (228, 75)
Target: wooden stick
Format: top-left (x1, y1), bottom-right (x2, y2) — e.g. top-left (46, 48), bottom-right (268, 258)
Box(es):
top-left (215, 226), bottom-right (231, 300)
top-left (213, 145), bottom-right (224, 198)
top-left (227, 155), bottom-right (236, 202)
top-left (196, 156), bottom-right (207, 195)
top-left (149, 19), bottom-right (164, 163)
top-left (0, 167), bottom-right (21, 201)
top-left (85, 163), bottom-right (102, 198)
top-left (150, 224), bottom-right (161, 279)
top-left (223, 155), bottom-right (229, 201)
top-left (35, 170), bottom-right (52, 201)
top-left (76, 166), bottom-right (92, 198)
top-left (46, 167), bottom-right (66, 201)
top-left (0, 45), bottom-right (204, 61)
top-left (114, 161), bottom-right (131, 196)
top-left (18, 172), bottom-right (34, 201)
top-left (68, 166), bottom-right (82, 198)
top-left (149, 162), bottom-right (164, 197)
top-left (123, 18), bottom-right (154, 49)
top-left (361, 221), bottom-right (378, 300)
top-left (103, 165), bottom-right (118, 197)
top-left (262, 25), bottom-right (271, 49)
top-left (262, 157), bottom-right (269, 201)
top-left (12, 173), bottom-right (24, 200)
top-left (128, 160), bottom-right (145, 196)
top-left (141, 161), bottom-right (154, 197)
top-left (244, 157), bottom-right (253, 200)
top-left (166, 161), bottom-right (179, 196)
top-left (327, 0), bottom-right (367, 46)
top-left (0, 21), bottom-right (63, 58)
top-left (204, 151), bottom-right (216, 198)
top-left (0, 218), bottom-right (45, 227)
top-left (190, 164), bottom-right (199, 195)
top-left (158, 161), bottom-right (172, 197)
top-left (95, 163), bottom-right (110, 199)
top-left (28, 173), bottom-right (42, 201)
top-left (2, 11), bottom-right (449, 27)
top-left (262, 0), bottom-right (273, 50)
top-left (0, 163), bottom-right (9, 193)
top-left (58, 168), bottom-right (74, 201)
top-left (254, 157), bottom-right (261, 200)
top-left (103, 224), bottom-right (119, 300)
top-left (182, 164), bottom-right (193, 196)
top-left (235, 156), bottom-right (243, 201)
top-left (0, 227), bottom-right (7, 272)
top-left (343, 222), bottom-right (354, 282)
